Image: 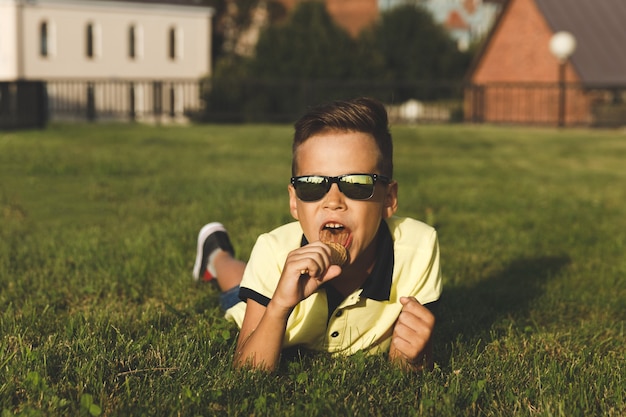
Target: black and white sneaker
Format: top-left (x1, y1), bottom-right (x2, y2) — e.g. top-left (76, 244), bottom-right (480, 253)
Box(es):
top-left (192, 222), bottom-right (235, 282)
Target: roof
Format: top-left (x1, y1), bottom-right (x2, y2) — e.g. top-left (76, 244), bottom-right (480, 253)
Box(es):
top-left (445, 10), bottom-right (469, 30)
top-left (95, 0), bottom-right (210, 5)
top-left (536, 0), bottom-right (626, 86)
top-left (470, 0), bottom-right (626, 86)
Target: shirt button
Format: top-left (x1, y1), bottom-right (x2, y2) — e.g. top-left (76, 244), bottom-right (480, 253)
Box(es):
top-left (335, 310), bottom-right (343, 317)
top-left (331, 331), bottom-right (339, 338)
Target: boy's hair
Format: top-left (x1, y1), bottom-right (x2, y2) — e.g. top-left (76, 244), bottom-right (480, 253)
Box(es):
top-left (292, 97), bottom-right (393, 178)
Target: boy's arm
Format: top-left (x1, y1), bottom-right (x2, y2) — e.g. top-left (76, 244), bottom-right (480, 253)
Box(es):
top-left (234, 298), bottom-right (290, 371)
top-left (234, 242), bottom-right (342, 371)
top-left (388, 296), bottom-right (436, 371)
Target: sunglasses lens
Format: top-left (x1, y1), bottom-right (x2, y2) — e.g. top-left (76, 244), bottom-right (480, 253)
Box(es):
top-left (340, 175), bottom-right (375, 200)
top-left (293, 174), bottom-right (385, 201)
top-left (294, 176), bottom-right (327, 201)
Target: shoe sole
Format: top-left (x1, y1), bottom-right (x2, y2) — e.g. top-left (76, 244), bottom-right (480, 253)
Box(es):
top-left (192, 222), bottom-right (227, 281)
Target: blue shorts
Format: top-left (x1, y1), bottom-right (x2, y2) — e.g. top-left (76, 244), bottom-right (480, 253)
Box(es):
top-left (219, 285), bottom-right (241, 311)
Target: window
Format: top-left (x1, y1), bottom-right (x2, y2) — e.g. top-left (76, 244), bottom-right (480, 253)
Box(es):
top-left (128, 24), bottom-right (144, 59)
top-left (129, 26), bottom-right (135, 58)
top-left (40, 21), bottom-right (48, 57)
top-left (168, 27), bottom-right (176, 59)
top-left (86, 22), bottom-right (101, 59)
top-left (86, 23), bottom-right (94, 58)
top-left (168, 26), bottom-right (183, 60)
top-left (39, 20), bottom-right (56, 58)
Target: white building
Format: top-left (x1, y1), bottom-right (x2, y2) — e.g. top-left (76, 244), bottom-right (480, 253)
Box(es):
top-left (0, 0), bottom-right (214, 122)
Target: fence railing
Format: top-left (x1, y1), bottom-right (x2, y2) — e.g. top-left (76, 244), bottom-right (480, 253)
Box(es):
top-left (42, 78), bottom-right (467, 124)
top-left (465, 82), bottom-right (626, 127)
top-left (198, 78), bottom-right (466, 123)
top-left (3, 79), bottom-right (625, 128)
top-left (45, 79), bottom-right (203, 124)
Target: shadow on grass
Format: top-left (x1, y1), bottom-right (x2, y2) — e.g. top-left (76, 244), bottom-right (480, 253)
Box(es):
top-left (435, 254), bottom-right (571, 367)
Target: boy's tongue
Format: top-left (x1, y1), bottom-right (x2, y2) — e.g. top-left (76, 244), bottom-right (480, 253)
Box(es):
top-left (319, 227), bottom-right (350, 247)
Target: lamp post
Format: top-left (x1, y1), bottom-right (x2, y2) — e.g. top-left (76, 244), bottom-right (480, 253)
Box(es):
top-left (549, 31), bottom-right (577, 127)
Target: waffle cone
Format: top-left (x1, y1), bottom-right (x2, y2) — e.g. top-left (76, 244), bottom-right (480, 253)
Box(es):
top-left (326, 242), bottom-right (348, 266)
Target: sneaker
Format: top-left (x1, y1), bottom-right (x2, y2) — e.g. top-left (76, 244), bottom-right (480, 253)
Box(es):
top-left (192, 222), bottom-right (235, 282)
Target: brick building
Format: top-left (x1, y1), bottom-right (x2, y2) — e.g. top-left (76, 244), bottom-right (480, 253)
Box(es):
top-left (465, 0), bottom-right (626, 126)
top-left (276, 0), bottom-right (379, 37)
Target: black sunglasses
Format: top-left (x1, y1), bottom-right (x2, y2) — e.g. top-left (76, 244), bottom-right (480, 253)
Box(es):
top-left (290, 173), bottom-right (391, 202)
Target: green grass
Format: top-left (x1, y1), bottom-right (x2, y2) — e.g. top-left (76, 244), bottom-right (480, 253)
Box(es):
top-left (1, 123), bottom-right (624, 416)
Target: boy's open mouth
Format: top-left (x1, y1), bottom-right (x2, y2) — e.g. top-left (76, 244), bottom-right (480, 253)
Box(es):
top-left (319, 222), bottom-right (351, 248)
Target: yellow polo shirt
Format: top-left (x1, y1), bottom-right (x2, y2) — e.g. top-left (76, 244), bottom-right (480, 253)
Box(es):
top-left (225, 216), bottom-right (442, 356)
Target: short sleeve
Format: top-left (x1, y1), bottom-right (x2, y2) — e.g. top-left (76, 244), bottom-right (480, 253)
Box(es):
top-left (387, 216), bottom-right (442, 305)
top-left (239, 222), bottom-right (303, 304)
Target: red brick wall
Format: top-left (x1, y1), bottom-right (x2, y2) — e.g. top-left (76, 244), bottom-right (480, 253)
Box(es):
top-left (464, 84), bottom-right (591, 125)
top-left (472, 0), bottom-right (579, 83)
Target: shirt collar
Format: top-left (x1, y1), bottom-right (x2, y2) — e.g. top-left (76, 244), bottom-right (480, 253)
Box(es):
top-left (300, 220), bottom-right (394, 302)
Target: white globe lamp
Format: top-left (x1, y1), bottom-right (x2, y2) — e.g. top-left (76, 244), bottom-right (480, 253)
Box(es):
top-left (549, 31), bottom-right (577, 62)
top-left (549, 31), bottom-right (577, 127)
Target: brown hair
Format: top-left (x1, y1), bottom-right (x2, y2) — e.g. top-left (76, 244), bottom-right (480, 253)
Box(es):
top-left (292, 97), bottom-right (393, 177)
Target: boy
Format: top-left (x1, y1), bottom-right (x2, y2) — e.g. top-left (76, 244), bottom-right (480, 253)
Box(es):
top-left (193, 97), bottom-right (442, 371)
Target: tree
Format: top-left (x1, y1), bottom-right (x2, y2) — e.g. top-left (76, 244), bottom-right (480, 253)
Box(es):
top-left (198, 2), bottom-right (473, 121)
top-left (203, 0), bottom-right (288, 63)
top-left (250, 2), bottom-right (362, 79)
top-left (202, 2), bottom-right (385, 121)
top-left (362, 4), bottom-right (472, 101)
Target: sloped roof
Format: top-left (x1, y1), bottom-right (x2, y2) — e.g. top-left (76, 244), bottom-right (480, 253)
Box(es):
top-left (445, 10), bottom-right (469, 30)
top-left (90, 0), bottom-right (211, 7)
top-left (536, 0), bottom-right (626, 86)
top-left (467, 0), bottom-right (626, 86)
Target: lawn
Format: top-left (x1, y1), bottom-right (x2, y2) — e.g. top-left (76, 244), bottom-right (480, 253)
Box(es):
top-left (0, 123), bottom-right (624, 416)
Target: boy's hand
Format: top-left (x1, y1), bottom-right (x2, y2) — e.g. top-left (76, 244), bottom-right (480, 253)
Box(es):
top-left (390, 296), bottom-right (435, 371)
top-left (270, 242), bottom-right (342, 312)
top-left (235, 242), bottom-right (342, 371)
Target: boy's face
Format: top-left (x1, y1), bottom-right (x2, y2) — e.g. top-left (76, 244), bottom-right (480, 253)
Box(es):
top-left (289, 130), bottom-right (398, 266)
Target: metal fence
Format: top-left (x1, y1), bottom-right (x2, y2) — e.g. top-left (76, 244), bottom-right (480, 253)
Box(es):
top-left (43, 78), bottom-right (466, 124)
top-left (3, 79), bottom-right (625, 127)
top-left (198, 78), bottom-right (466, 123)
top-left (45, 79), bottom-right (203, 124)
top-left (465, 83), bottom-right (626, 127)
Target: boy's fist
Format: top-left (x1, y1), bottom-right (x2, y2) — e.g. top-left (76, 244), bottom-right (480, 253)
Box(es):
top-left (390, 296), bottom-right (435, 370)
